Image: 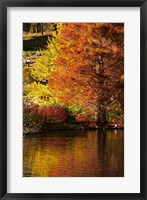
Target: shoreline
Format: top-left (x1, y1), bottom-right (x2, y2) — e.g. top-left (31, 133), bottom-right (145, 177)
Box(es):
top-left (23, 124), bottom-right (124, 135)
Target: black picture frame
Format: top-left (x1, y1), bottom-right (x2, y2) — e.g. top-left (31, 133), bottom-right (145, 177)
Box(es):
top-left (0, 0), bottom-right (146, 199)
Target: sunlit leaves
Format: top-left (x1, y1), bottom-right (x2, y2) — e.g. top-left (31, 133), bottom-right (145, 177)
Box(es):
top-left (23, 23), bottom-right (124, 129)
top-left (24, 82), bottom-right (56, 106)
top-left (48, 23), bottom-right (124, 126)
top-left (30, 25), bottom-right (62, 83)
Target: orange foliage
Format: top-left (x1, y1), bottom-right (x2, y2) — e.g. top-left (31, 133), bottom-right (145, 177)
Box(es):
top-left (48, 23), bottom-right (124, 127)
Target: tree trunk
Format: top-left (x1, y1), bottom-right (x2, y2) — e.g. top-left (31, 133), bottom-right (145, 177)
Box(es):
top-left (96, 108), bottom-right (107, 129)
top-left (41, 23), bottom-right (44, 35)
top-left (36, 23), bottom-right (39, 34)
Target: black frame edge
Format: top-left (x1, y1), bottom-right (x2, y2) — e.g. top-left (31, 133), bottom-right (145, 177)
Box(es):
top-left (0, 193), bottom-right (143, 200)
top-left (0, 0), bottom-right (146, 200)
top-left (1, 0), bottom-right (146, 7)
top-left (141, 1), bottom-right (147, 200)
top-left (0, 1), bottom-right (7, 200)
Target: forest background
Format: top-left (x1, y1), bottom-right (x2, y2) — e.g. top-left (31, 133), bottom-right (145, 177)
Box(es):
top-left (23, 23), bottom-right (124, 134)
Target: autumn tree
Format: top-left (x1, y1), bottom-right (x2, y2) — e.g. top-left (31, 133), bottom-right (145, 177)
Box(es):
top-left (24, 23), bottom-right (62, 107)
top-left (48, 23), bottom-right (124, 128)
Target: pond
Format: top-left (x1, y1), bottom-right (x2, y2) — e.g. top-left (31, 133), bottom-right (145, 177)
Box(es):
top-left (23, 129), bottom-right (124, 177)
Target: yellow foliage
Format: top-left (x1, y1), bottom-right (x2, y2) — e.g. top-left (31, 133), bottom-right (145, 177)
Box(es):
top-left (24, 82), bottom-right (57, 106)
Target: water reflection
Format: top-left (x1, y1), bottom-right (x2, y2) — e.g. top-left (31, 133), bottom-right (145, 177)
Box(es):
top-left (23, 130), bottom-right (124, 177)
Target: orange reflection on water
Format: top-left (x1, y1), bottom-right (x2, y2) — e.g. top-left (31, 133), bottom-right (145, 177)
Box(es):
top-left (23, 130), bottom-right (124, 177)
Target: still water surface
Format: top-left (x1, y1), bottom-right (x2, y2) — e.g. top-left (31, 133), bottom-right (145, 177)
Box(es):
top-left (23, 130), bottom-right (124, 177)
